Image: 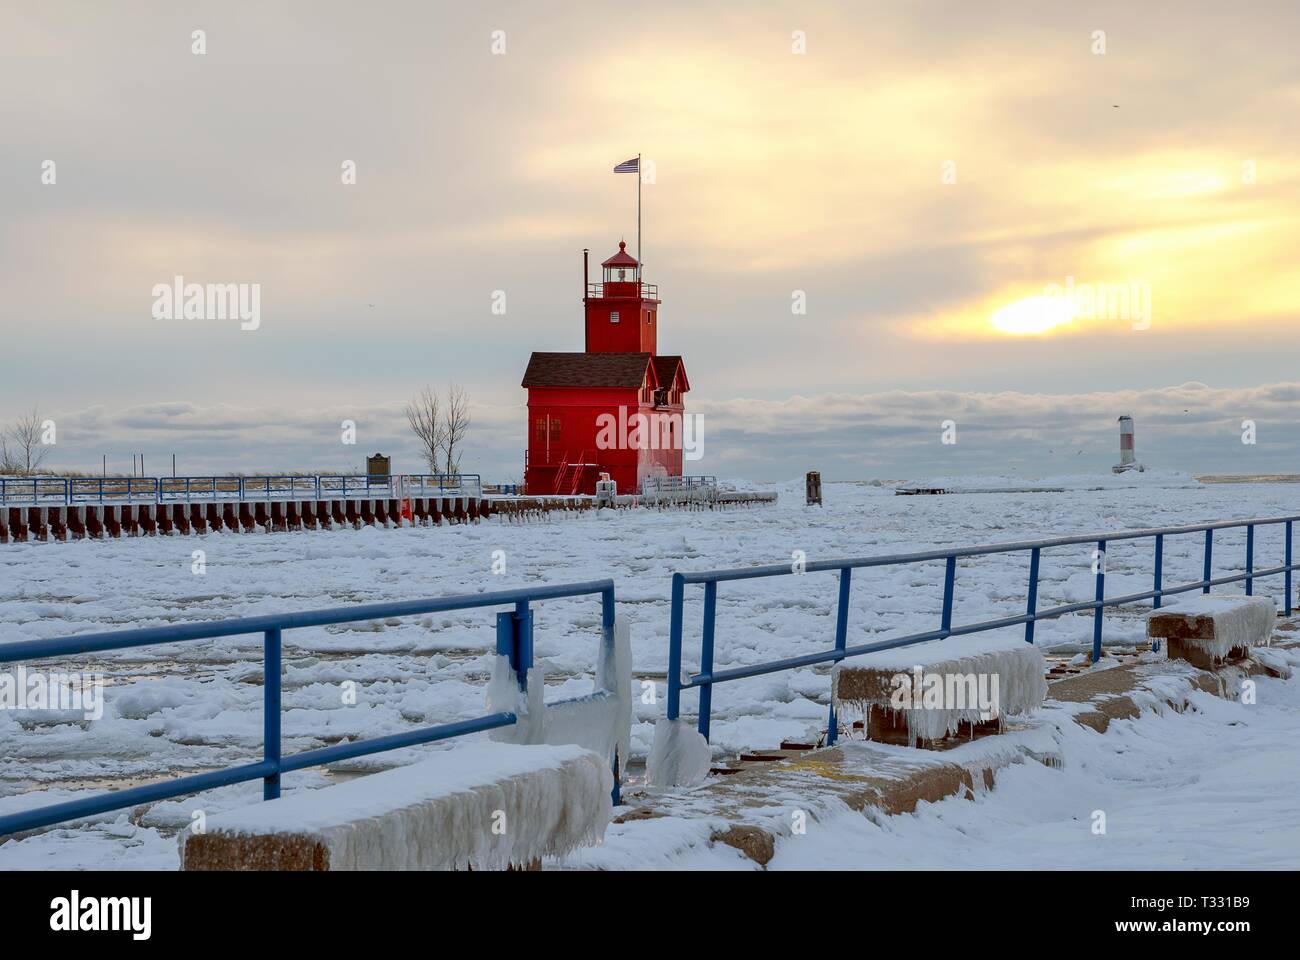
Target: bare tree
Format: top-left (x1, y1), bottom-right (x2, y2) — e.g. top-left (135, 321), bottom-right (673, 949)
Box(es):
top-left (0, 436), bottom-right (20, 475)
top-left (404, 386), bottom-right (445, 474)
top-left (5, 407), bottom-right (50, 475)
top-left (440, 383), bottom-right (471, 475)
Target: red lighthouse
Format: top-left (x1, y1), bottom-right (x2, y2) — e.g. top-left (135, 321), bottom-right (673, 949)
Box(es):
top-left (522, 242), bottom-right (690, 495)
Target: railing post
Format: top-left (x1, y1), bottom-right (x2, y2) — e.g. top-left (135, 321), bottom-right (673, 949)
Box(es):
top-left (1203, 529), bottom-right (1213, 593)
top-left (601, 585), bottom-right (616, 649)
top-left (697, 582), bottom-right (717, 740)
top-left (666, 574), bottom-right (684, 723)
top-left (495, 602), bottom-right (534, 693)
top-left (1024, 547), bottom-right (1040, 644)
top-left (600, 583), bottom-right (620, 806)
top-left (940, 556), bottom-right (957, 635)
top-left (1245, 524), bottom-right (1255, 596)
top-left (1287, 521), bottom-right (1294, 617)
top-left (1092, 540), bottom-right (1106, 663)
top-left (515, 600), bottom-right (533, 690)
top-left (263, 628), bottom-right (282, 801)
top-left (1153, 533), bottom-right (1164, 609)
top-left (826, 567), bottom-right (852, 746)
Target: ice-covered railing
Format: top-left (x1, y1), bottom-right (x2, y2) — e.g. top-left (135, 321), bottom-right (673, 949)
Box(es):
top-left (641, 475), bottom-right (717, 501)
top-left (0, 579), bottom-right (622, 839)
top-left (0, 473), bottom-right (482, 506)
top-left (664, 514), bottom-right (1300, 755)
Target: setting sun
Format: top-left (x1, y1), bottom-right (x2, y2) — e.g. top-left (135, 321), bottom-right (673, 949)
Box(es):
top-left (989, 296), bottom-right (1076, 336)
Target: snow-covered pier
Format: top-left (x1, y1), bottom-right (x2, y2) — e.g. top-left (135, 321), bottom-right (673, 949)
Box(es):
top-left (5, 475), bottom-right (1300, 870)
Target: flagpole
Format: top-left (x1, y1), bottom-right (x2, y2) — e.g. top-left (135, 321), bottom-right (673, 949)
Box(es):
top-left (637, 153), bottom-right (642, 283)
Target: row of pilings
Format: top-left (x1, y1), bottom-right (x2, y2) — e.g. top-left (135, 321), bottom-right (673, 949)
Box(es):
top-left (0, 497), bottom-right (483, 543)
top-left (0, 494), bottom-right (620, 542)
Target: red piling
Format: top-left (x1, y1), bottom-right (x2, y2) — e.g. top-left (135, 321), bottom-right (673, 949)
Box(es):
top-left (10, 508), bottom-right (28, 542)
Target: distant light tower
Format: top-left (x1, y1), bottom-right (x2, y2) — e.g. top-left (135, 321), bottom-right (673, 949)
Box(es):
top-left (1112, 415), bottom-right (1145, 474)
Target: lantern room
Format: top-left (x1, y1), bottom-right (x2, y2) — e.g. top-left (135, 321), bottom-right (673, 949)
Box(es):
top-left (585, 241), bottom-right (659, 355)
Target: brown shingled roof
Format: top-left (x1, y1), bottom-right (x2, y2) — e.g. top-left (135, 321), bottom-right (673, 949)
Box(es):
top-left (652, 355), bottom-right (689, 393)
top-left (522, 352), bottom-right (656, 388)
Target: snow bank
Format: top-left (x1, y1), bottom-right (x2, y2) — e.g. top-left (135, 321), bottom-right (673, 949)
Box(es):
top-left (832, 634), bottom-right (1047, 743)
top-left (1146, 594), bottom-right (1275, 661)
top-left (181, 741), bottom-right (612, 870)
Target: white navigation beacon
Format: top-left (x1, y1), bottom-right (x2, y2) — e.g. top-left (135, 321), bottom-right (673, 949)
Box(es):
top-left (1112, 414), bottom-right (1145, 474)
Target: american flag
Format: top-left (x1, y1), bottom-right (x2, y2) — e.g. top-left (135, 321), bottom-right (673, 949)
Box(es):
top-left (613, 157), bottom-right (639, 173)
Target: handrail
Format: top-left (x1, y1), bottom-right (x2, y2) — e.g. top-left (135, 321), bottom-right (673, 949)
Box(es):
top-left (667, 514), bottom-right (1300, 745)
top-left (0, 579), bottom-right (617, 837)
top-left (586, 281), bottom-right (658, 299)
top-left (0, 474), bottom-right (483, 507)
top-left (642, 476), bottom-right (717, 499)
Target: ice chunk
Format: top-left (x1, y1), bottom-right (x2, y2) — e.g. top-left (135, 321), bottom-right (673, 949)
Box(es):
top-left (487, 620), bottom-right (632, 775)
top-left (646, 718), bottom-right (712, 787)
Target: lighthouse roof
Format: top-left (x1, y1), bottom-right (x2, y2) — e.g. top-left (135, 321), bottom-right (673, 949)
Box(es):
top-left (601, 241), bottom-right (639, 268)
top-left (522, 351), bottom-right (658, 389)
top-left (652, 355), bottom-right (690, 393)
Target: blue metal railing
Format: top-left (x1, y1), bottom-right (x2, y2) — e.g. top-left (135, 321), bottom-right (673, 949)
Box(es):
top-left (398, 474), bottom-right (483, 498)
top-left (0, 579), bottom-right (617, 837)
top-left (667, 514), bottom-right (1300, 745)
top-left (68, 477), bottom-right (160, 503)
top-left (0, 477), bottom-right (70, 505)
top-left (0, 474), bottom-right (483, 507)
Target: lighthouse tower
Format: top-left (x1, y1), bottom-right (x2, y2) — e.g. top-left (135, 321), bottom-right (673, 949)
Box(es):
top-left (1112, 415), bottom-right (1145, 474)
top-left (585, 241), bottom-right (658, 353)
top-left (521, 243), bottom-right (689, 496)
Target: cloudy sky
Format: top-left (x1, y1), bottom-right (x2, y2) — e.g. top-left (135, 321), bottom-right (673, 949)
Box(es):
top-left (2, 1), bottom-right (1298, 480)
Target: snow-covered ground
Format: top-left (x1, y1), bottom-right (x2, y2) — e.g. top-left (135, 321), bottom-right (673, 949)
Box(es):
top-left (2, 470), bottom-right (1297, 868)
top-left (575, 656), bottom-right (1300, 870)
